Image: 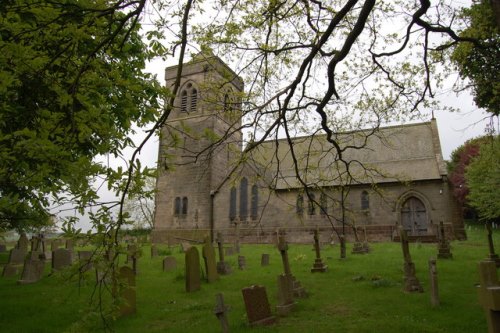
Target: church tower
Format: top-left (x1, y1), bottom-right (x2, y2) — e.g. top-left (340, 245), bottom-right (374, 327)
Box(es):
top-left (152, 53), bottom-right (244, 243)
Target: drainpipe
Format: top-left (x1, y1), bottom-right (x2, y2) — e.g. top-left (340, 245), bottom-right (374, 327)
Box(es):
top-left (209, 190), bottom-right (217, 243)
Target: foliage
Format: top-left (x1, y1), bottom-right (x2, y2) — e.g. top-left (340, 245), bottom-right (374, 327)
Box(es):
top-left (123, 173), bottom-right (156, 230)
top-left (451, 0), bottom-right (500, 115)
top-left (466, 135), bottom-right (500, 221)
top-left (0, 0), bottom-right (165, 232)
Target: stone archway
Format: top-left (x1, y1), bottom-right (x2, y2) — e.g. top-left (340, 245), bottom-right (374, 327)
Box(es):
top-left (400, 196), bottom-right (428, 236)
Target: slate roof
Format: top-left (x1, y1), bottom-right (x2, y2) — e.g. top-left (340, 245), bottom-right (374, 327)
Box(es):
top-left (246, 120), bottom-right (447, 189)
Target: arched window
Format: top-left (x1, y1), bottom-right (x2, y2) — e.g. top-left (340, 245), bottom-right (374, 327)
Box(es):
top-left (251, 184), bottom-right (258, 220)
top-left (296, 194), bottom-right (304, 215)
top-left (320, 192), bottom-right (328, 215)
top-left (223, 93), bottom-right (230, 112)
top-left (182, 197), bottom-right (188, 215)
top-left (308, 193), bottom-right (316, 215)
top-left (174, 197), bottom-right (181, 215)
top-left (179, 83), bottom-right (198, 113)
top-left (229, 187), bottom-right (237, 221)
top-left (239, 178), bottom-right (248, 219)
top-left (361, 191), bottom-right (369, 210)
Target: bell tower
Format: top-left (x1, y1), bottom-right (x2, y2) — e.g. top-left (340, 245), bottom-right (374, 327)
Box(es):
top-left (152, 53), bottom-right (244, 243)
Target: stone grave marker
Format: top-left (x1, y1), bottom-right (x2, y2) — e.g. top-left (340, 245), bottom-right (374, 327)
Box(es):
top-left (65, 239), bottom-right (74, 251)
top-left (52, 248), bottom-right (73, 271)
top-left (276, 273), bottom-right (295, 316)
top-left (117, 266), bottom-right (136, 316)
top-left (8, 248), bottom-right (26, 265)
top-left (132, 255), bottom-right (138, 275)
top-left (261, 254), bottom-right (270, 267)
top-left (477, 260), bottom-right (500, 333)
top-left (241, 285), bottom-right (276, 327)
top-left (151, 244), bottom-right (158, 258)
top-left (214, 293), bottom-right (230, 333)
top-left (2, 264), bottom-right (20, 277)
top-left (311, 228), bottom-right (328, 273)
top-left (78, 251), bottom-right (93, 272)
top-left (50, 240), bottom-right (61, 252)
top-left (400, 228), bottom-right (423, 293)
top-left (238, 255), bottom-right (246, 270)
top-left (185, 246), bottom-right (201, 292)
top-left (278, 236), bottom-right (307, 298)
top-left (17, 258), bottom-right (45, 284)
top-left (486, 223), bottom-right (500, 267)
top-left (437, 221), bottom-right (452, 259)
top-left (202, 237), bottom-right (218, 283)
top-left (216, 233), bottom-right (231, 275)
top-left (428, 258), bottom-right (439, 306)
top-left (180, 242), bottom-right (191, 253)
top-left (339, 234), bottom-right (346, 259)
top-left (17, 233), bottom-right (29, 253)
top-left (163, 256), bottom-right (177, 271)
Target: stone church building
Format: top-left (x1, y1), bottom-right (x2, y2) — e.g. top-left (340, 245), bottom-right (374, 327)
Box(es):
top-left (152, 54), bottom-right (465, 244)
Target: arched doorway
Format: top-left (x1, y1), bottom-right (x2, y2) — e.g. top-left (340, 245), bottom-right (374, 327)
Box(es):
top-left (401, 197), bottom-right (428, 235)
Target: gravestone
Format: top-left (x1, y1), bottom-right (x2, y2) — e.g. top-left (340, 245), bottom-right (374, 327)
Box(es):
top-left (477, 260), bottom-right (500, 333)
top-left (214, 293), bottom-right (230, 333)
top-left (2, 264), bottom-right (20, 277)
top-left (65, 239), bottom-right (74, 251)
top-left (151, 245), bottom-right (158, 258)
top-left (238, 255), bottom-right (246, 270)
top-left (181, 242), bottom-right (192, 253)
top-left (78, 251), bottom-right (93, 272)
top-left (8, 248), bottom-right (26, 265)
top-left (278, 236), bottom-right (307, 298)
top-left (486, 224), bottom-right (500, 267)
top-left (52, 248), bottom-right (73, 271)
top-left (261, 254), bottom-right (270, 266)
top-left (29, 250), bottom-right (43, 261)
top-left (202, 237), bottom-right (218, 283)
top-left (17, 258), bottom-right (45, 284)
top-left (117, 266), bottom-right (136, 316)
top-left (242, 285), bottom-right (276, 326)
top-left (51, 240), bottom-right (61, 252)
top-left (276, 273), bottom-right (295, 316)
top-left (428, 258), bottom-right (439, 306)
top-left (437, 221), bottom-right (452, 259)
top-left (17, 233), bottom-right (29, 253)
top-left (400, 228), bottom-right (423, 293)
top-left (163, 256), bottom-right (177, 271)
top-left (339, 234), bottom-right (346, 259)
top-left (185, 247), bottom-right (201, 292)
top-left (0, 244), bottom-right (6, 252)
top-left (216, 233), bottom-right (231, 275)
top-left (311, 228), bottom-right (328, 273)
top-left (132, 256), bottom-right (138, 275)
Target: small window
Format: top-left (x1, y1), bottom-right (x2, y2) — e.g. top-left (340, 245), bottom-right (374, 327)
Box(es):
top-left (179, 83), bottom-right (197, 113)
top-left (308, 193), bottom-right (316, 215)
top-left (174, 197), bottom-right (181, 215)
top-left (239, 178), bottom-right (248, 219)
top-left (223, 94), bottom-right (230, 112)
top-left (181, 91), bottom-right (188, 113)
top-left (251, 184), bottom-right (258, 220)
top-left (182, 197), bottom-right (188, 215)
top-left (361, 191), bottom-right (369, 210)
top-left (320, 193), bottom-right (328, 215)
top-left (296, 194), bottom-right (304, 215)
top-left (229, 187), bottom-right (237, 221)
top-left (190, 89), bottom-right (198, 112)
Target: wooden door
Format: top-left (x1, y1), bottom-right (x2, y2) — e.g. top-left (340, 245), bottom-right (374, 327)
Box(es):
top-left (401, 197), bottom-right (428, 235)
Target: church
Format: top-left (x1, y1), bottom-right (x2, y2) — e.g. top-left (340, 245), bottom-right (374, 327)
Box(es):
top-left (152, 54), bottom-right (465, 244)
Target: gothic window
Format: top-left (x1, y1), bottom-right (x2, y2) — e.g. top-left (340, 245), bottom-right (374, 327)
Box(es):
top-left (320, 192), bottom-right (328, 215)
top-left (296, 194), bottom-right (304, 215)
top-left (174, 197), bottom-right (181, 215)
top-left (308, 193), bottom-right (316, 215)
top-left (361, 191), bottom-right (369, 210)
top-left (179, 83), bottom-right (198, 113)
top-left (223, 93), bottom-right (230, 112)
top-left (251, 184), bottom-right (258, 220)
top-left (239, 177), bottom-right (248, 219)
top-left (182, 197), bottom-right (188, 215)
top-left (229, 187), bottom-right (237, 221)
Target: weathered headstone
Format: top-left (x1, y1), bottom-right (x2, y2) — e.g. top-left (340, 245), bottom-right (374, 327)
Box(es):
top-left (214, 293), bottom-right (230, 333)
top-left (2, 264), bottom-right (20, 277)
top-left (117, 266), bottom-right (136, 316)
top-left (242, 285), bottom-right (276, 327)
top-left (65, 239), bottom-right (74, 251)
top-left (486, 223), bottom-right (500, 267)
top-left (278, 236), bottom-right (307, 298)
top-left (17, 233), bottom-right (29, 253)
top-left (428, 258), bottom-right (439, 306)
top-left (8, 248), bottom-right (26, 265)
top-left (238, 255), bottom-right (246, 270)
top-left (17, 258), bottom-right (45, 284)
top-left (276, 273), bottom-right (295, 316)
top-left (163, 256), bottom-right (177, 271)
top-left (150, 244), bottom-right (158, 258)
top-left (216, 233), bottom-right (231, 275)
top-left (261, 254), bottom-right (270, 267)
top-left (477, 260), bottom-right (500, 333)
top-left (400, 228), bottom-right (423, 293)
top-left (185, 247), bottom-right (201, 292)
top-left (52, 248), bottom-right (73, 271)
top-left (202, 237), bottom-right (218, 283)
top-left (311, 228), bottom-right (328, 273)
top-left (339, 234), bottom-right (346, 259)
top-left (437, 221), bottom-right (452, 259)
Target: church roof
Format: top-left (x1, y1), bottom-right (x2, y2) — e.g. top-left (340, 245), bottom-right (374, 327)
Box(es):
top-left (246, 120), bottom-right (447, 189)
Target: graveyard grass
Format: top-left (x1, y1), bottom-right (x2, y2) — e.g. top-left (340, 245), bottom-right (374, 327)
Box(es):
top-left (0, 224), bottom-right (495, 332)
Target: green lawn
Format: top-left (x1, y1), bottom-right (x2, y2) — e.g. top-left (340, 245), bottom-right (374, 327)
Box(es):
top-left (0, 225), bottom-right (497, 332)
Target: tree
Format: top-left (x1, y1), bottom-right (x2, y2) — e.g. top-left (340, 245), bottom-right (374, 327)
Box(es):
top-left (0, 0), bottom-right (165, 231)
top-left (466, 135), bottom-right (500, 221)
top-left (451, 0), bottom-right (500, 115)
top-left (123, 174), bottom-right (156, 230)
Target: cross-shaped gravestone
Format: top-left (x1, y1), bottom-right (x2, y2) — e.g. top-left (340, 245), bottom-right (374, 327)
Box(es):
top-left (216, 232), bottom-right (231, 275)
top-left (437, 221), bottom-right (452, 259)
top-left (477, 260), bottom-right (500, 333)
top-left (214, 293), bottom-right (230, 333)
top-left (400, 227), bottom-right (423, 293)
top-left (311, 228), bottom-right (328, 273)
top-left (276, 273), bottom-right (295, 316)
top-left (202, 237), bottom-right (219, 283)
top-left (278, 236), bottom-right (307, 298)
